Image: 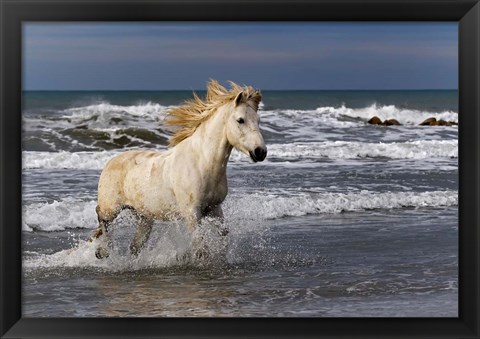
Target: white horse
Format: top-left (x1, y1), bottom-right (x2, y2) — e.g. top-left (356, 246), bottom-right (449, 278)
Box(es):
top-left (91, 80), bottom-right (267, 259)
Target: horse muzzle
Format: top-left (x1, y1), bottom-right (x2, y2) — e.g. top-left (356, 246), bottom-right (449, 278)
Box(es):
top-left (249, 146), bottom-right (267, 162)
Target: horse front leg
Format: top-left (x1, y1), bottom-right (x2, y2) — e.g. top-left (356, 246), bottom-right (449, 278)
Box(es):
top-left (182, 206), bottom-right (212, 260)
top-left (92, 206), bottom-right (119, 259)
top-left (129, 214), bottom-right (153, 257)
top-left (206, 205), bottom-right (229, 236)
top-left (184, 206), bottom-right (202, 233)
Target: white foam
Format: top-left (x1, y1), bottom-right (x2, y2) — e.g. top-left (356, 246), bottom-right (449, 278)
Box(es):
top-left (23, 190), bottom-right (457, 233)
top-left (261, 107), bottom-right (359, 128)
top-left (23, 102), bottom-right (172, 135)
top-left (22, 140), bottom-right (457, 170)
top-left (225, 190), bottom-right (457, 220)
top-left (261, 104), bottom-right (458, 127)
top-left (22, 190), bottom-right (457, 271)
top-left (22, 220), bottom-right (230, 271)
top-left (230, 139), bottom-right (458, 162)
top-left (63, 102), bottom-right (169, 120)
top-left (260, 140), bottom-right (458, 160)
top-left (326, 104), bottom-right (458, 126)
top-left (23, 198), bottom-right (98, 232)
top-left (23, 150), bottom-right (122, 170)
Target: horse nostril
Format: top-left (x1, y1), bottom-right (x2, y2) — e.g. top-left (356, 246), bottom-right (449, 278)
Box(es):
top-left (254, 147), bottom-right (267, 161)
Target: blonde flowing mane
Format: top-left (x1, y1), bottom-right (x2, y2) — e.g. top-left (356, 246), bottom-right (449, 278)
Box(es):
top-left (165, 80), bottom-right (262, 147)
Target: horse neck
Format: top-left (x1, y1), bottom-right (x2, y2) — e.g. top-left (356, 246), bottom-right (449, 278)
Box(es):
top-left (187, 104), bottom-right (233, 175)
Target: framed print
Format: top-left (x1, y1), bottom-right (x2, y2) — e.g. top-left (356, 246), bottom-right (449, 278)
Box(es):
top-left (1, 0), bottom-right (479, 338)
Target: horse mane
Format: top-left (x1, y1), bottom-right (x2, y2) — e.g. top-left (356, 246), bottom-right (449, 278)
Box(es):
top-left (165, 79), bottom-right (262, 147)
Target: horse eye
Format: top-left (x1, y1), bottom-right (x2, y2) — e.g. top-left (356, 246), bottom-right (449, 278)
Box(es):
top-left (237, 118), bottom-right (245, 124)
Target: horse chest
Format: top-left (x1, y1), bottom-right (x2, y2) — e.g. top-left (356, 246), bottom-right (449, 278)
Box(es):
top-left (200, 179), bottom-right (227, 206)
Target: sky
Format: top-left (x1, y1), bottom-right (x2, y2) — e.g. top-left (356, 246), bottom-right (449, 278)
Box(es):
top-left (23, 22), bottom-right (458, 90)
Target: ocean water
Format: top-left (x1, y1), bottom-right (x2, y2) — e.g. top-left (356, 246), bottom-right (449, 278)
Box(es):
top-left (22, 90), bottom-right (458, 317)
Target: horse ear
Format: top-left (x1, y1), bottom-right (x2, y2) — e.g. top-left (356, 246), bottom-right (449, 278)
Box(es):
top-left (234, 91), bottom-right (244, 107)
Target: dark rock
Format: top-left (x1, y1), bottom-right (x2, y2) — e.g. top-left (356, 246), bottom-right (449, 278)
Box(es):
top-left (384, 119), bottom-right (401, 126)
top-left (419, 117), bottom-right (437, 126)
top-left (368, 116), bottom-right (383, 125)
top-left (437, 120), bottom-right (452, 126)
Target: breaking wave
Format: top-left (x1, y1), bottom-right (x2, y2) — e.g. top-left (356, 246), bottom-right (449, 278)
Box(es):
top-left (23, 102), bottom-right (458, 152)
top-left (23, 139), bottom-right (457, 170)
top-left (23, 190), bottom-right (457, 232)
top-left (257, 140), bottom-right (458, 160)
top-left (262, 104), bottom-right (458, 127)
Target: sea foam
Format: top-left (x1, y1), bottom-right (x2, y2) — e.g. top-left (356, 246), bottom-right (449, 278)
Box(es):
top-left (23, 151), bottom-right (122, 170)
top-left (251, 140), bottom-right (458, 160)
top-left (23, 190), bottom-right (457, 232)
top-left (63, 102), bottom-right (169, 119)
top-left (261, 104), bottom-right (458, 127)
top-left (23, 139), bottom-right (458, 170)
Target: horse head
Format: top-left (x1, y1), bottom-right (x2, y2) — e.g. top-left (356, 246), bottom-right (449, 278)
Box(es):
top-left (226, 89), bottom-right (267, 162)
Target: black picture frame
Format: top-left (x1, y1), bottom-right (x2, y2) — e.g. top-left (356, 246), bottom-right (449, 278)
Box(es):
top-left (1, 0), bottom-right (479, 338)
